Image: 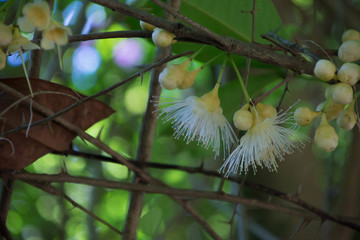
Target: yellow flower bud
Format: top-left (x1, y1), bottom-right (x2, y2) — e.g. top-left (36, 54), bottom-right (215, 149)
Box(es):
top-left (178, 68), bottom-right (201, 89)
top-left (317, 99), bottom-right (345, 121)
top-left (152, 28), bottom-right (176, 48)
top-left (159, 60), bottom-right (190, 90)
top-left (6, 28), bottom-right (40, 54)
top-left (314, 113), bottom-right (338, 152)
top-left (41, 20), bottom-right (72, 50)
top-left (140, 20), bottom-right (156, 31)
top-left (337, 63), bottom-right (360, 86)
top-left (332, 83), bottom-right (353, 105)
top-left (337, 101), bottom-right (357, 130)
top-left (338, 40), bottom-right (360, 62)
top-left (342, 29), bottom-right (360, 42)
top-left (314, 59), bottom-right (336, 81)
top-left (294, 107), bottom-right (320, 126)
top-left (256, 103), bottom-right (277, 119)
top-left (20, 1), bottom-right (51, 31)
top-left (233, 104), bottom-right (253, 130)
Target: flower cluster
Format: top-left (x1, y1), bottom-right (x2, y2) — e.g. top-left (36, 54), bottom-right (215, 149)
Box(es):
top-left (156, 53), bottom-right (303, 175)
top-left (220, 103), bottom-right (303, 176)
top-left (296, 29), bottom-right (359, 152)
top-left (18, 1), bottom-right (71, 50)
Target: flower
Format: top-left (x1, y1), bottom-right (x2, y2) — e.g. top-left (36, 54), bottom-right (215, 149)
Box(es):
top-left (6, 28), bottom-right (40, 54)
top-left (41, 20), bottom-right (72, 50)
top-left (159, 59), bottom-right (190, 90)
top-left (18, 1), bottom-right (51, 32)
top-left (157, 83), bottom-right (237, 157)
top-left (220, 104), bottom-right (304, 176)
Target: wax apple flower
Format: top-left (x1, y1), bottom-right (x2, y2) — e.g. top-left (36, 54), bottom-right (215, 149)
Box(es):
top-left (41, 20), bottom-right (71, 50)
top-left (18, 1), bottom-right (51, 32)
top-left (6, 28), bottom-right (40, 54)
top-left (220, 103), bottom-right (303, 176)
top-left (178, 68), bottom-right (202, 89)
top-left (6, 28), bottom-right (40, 97)
top-left (159, 59), bottom-right (191, 90)
top-left (158, 83), bottom-right (237, 157)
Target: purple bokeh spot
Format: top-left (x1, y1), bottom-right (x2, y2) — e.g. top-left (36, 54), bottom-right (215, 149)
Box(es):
top-left (113, 39), bottom-right (143, 68)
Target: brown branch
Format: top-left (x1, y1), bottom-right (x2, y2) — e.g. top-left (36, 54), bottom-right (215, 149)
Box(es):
top-left (9, 172), bottom-right (317, 219)
top-left (89, 0), bottom-right (315, 75)
top-left (123, 40), bottom-right (170, 240)
top-left (68, 30), bottom-right (152, 43)
top-left (52, 149), bottom-right (360, 232)
top-left (0, 72), bottom-right (222, 239)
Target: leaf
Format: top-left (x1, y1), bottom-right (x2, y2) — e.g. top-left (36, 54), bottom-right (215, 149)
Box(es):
top-left (172, 0), bottom-right (287, 64)
top-left (0, 78), bottom-right (114, 170)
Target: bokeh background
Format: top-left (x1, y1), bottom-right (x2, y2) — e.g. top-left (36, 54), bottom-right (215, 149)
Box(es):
top-left (0, 0), bottom-right (360, 239)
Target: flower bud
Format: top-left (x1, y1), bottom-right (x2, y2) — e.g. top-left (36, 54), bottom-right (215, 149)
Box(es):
top-left (256, 103), bottom-right (277, 119)
top-left (20, 1), bottom-right (51, 31)
top-left (337, 63), bottom-right (360, 86)
top-left (342, 29), bottom-right (360, 42)
top-left (314, 59), bottom-right (336, 81)
top-left (317, 99), bottom-right (345, 121)
top-left (140, 20), bottom-right (156, 31)
top-left (178, 68), bottom-right (201, 89)
top-left (332, 83), bottom-right (353, 105)
top-left (337, 101), bottom-right (357, 130)
top-left (0, 23), bottom-right (12, 46)
top-left (152, 28), bottom-right (176, 48)
top-left (159, 60), bottom-right (190, 90)
top-left (41, 20), bottom-right (72, 50)
top-left (233, 104), bottom-right (253, 130)
top-left (6, 28), bottom-right (40, 54)
top-left (338, 40), bottom-right (360, 62)
top-left (314, 113), bottom-right (338, 152)
top-left (294, 107), bottom-right (320, 126)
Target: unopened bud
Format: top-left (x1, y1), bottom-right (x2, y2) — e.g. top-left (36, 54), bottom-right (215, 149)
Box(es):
top-left (152, 28), bottom-right (176, 48)
top-left (314, 59), bottom-right (336, 81)
top-left (337, 63), bottom-right (360, 86)
top-left (233, 104), bottom-right (253, 130)
top-left (294, 107), bottom-right (320, 126)
top-left (338, 40), bottom-right (360, 62)
top-left (314, 113), bottom-right (338, 152)
top-left (332, 83), bottom-right (353, 105)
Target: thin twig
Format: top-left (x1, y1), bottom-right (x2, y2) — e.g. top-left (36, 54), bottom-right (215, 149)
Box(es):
top-left (51, 149), bottom-right (360, 232)
top-left (23, 178), bottom-right (122, 235)
top-left (89, 0), bottom-right (315, 74)
top-left (10, 172), bottom-right (317, 219)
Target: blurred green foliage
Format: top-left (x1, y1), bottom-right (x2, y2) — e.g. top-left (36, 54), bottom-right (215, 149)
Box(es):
top-left (1, 0), bottom-right (359, 239)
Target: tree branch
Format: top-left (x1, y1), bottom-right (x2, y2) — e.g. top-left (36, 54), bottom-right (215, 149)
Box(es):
top-left (89, 0), bottom-right (315, 75)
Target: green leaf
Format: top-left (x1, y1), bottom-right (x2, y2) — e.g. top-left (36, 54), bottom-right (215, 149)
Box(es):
top-left (171, 0), bottom-right (287, 65)
top-left (180, 0), bottom-right (286, 43)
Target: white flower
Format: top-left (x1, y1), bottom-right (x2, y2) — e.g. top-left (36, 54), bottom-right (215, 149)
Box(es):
top-left (157, 83), bottom-right (237, 158)
top-left (220, 105), bottom-right (304, 176)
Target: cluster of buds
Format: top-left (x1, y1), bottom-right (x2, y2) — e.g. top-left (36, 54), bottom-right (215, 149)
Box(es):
top-left (18, 1), bottom-right (71, 50)
top-left (140, 20), bottom-right (176, 48)
top-left (295, 29), bottom-right (359, 152)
